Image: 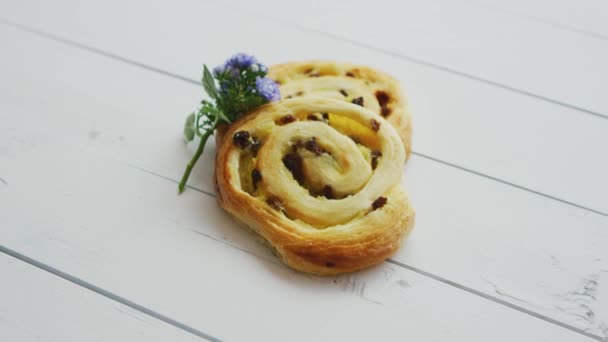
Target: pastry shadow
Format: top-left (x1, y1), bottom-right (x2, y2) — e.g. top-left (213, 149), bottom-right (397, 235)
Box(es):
top-left (192, 201), bottom-right (399, 300)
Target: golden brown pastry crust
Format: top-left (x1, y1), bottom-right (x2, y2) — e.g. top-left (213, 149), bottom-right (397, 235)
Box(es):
top-left (215, 97), bottom-right (415, 275)
top-left (268, 61), bottom-right (412, 157)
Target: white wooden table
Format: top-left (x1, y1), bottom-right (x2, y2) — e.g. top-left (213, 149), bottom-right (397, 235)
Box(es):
top-left (1, 0), bottom-right (607, 341)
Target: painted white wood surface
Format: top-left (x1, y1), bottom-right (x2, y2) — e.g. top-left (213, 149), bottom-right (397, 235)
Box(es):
top-left (0, 17), bottom-right (606, 341)
top-left (0, 3), bottom-right (606, 336)
top-left (1, 0), bottom-right (606, 215)
top-left (0, 0), bottom-right (607, 341)
top-left (0, 111), bottom-right (597, 341)
top-left (227, 0), bottom-right (608, 117)
top-left (473, 0), bottom-right (608, 39)
top-left (0, 254), bottom-right (204, 342)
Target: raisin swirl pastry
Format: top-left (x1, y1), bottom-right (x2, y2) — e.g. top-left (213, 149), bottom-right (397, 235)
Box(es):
top-left (268, 61), bottom-right (412, 157)
top-left (215, 97), bottom-right (415, 275)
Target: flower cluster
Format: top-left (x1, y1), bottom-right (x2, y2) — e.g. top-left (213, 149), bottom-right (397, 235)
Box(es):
top-left (213, 53), bottom-right (276, 98)
top-left (256, 76), bottom-right (281, 101)
top-left (179, 53), bottom-right (281, 193)
top-left (213, 53), bottom-right (268, 79)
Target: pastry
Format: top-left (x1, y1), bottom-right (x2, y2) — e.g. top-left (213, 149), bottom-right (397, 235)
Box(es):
top-left (215, 97), bottom-right (415, 275)
top-left (268, 61), bottom-right (412, 157)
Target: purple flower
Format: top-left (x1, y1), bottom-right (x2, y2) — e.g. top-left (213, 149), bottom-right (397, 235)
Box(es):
top-left (250, 63), bottom-right (268, 74)
top-left (218, 80), bottom-right (230, 94)
top-left (212, 64), bottom-right (225, 77)
top-left (225, 65), bottom-right (240, 79)
top-left (256, 77), bottom-right (281, 101)
top-left (227, 53), bottom-right (258, 69)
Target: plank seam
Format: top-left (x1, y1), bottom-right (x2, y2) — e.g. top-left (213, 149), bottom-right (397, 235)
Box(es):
top-left (385, 259), bottom-right (603, 341)
top-left (0, 245), bottom-right (222, 342)
top-left (0, 17), bottom-right (606, 339)
top-left (468, 0), bottom-right (608, 42)
top-left (0, 18), bottom-right (605, 217)
top-left (411, 152), bottom-right (607, 216)
top-left (128, 163), bottom-right (604, 341)
top-left (208, 0), bottom-right (608, 120)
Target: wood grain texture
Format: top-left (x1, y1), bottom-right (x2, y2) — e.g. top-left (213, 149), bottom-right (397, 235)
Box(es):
top-left (0, 254), bottom-right (205, 342)
top-left (472, 0), bottom-right (608, 39)
top-left (0, 22), bottom-right (606, 339)
top-left (1, 0), bottom-right (606, 214)
top-left (0, 128), bottom-right (596, 342)
top-left (227, 0), bottom-right (608, 117)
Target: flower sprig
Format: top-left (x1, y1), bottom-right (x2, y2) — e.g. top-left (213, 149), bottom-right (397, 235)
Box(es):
top-left (178, 53), bottom-right (280, 193)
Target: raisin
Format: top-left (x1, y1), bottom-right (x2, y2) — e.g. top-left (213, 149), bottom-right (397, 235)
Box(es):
top-left (282, 152), bottom-right (304, 183)
top-left (375, 91), bottom-right (391, 117)
top-left (339, 89), bottom-right (348, 97)
top-left (372, 196), bottom-right (387, 210)
top-left (251, 169), bottom-right (262, 189)
top-left (307, 114), bottom-right (319, 121)
top-left (371, 150), bottom-right (382, 170)
top-left (304, 138), bottom-right (323, 156)
top-left (250, 137), bottom-right (262, 155)
top-left (233, 131), bottom-right (250, 148)
top-left (322, 185), bottom-right (334, 199)
top-left (381, 107), bottom-right (391, 116)
top-left (346, 71), bottom-right (355, 77)
top-left (278, 115), bottom-right (296, 125)
top-left (370, 119), bottom-right (380, 132)
top-left (375, 91), bottom-right (390, 107)
top-left (351, 96), bottom-right (364, 106)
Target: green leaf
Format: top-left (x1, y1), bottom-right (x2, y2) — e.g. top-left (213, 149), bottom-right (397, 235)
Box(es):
top-left (208, 106), bottom-right (230, 123)
top-left (218, 111), bottom-right (230, 123)
top-left (183, 112), bottom-right (196, 141)
top-left (202, 65), bottom-right (218, 100)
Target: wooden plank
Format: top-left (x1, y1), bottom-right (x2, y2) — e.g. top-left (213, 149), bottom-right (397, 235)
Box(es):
top-left (471, 0), bottom-right (608, 39)
top-left (0, 23), bottom-right (606, 339)
top-left (0, 0), bottom-right (606, 215)
top-left (0, 253), bottom-right (206, 342)
top-left (225, 0), bottom-right (608, 117)
top-left (0, 135), bottom-right (597, 342)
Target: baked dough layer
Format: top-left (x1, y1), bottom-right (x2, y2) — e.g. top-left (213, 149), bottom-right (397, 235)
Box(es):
top-left (268, 61), bottom-right (412, 157)
top-left (215, 97), bottom-right (415, 275)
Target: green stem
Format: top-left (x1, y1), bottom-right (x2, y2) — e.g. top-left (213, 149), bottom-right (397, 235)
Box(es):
top-left (178, 130), bottom-right (213, 193)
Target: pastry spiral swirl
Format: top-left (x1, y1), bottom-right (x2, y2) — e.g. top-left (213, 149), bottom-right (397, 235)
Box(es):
top-left (215, 97), bottom-right (415, 275)
top-left (268, 61), bottom-right (412, 157)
